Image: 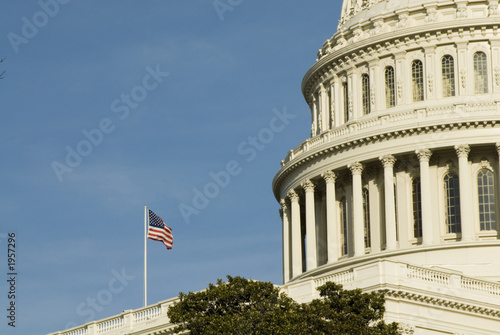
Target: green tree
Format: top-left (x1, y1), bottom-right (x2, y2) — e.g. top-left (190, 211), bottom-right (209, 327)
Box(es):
top-left (167, 275), bottom-right (406, 335)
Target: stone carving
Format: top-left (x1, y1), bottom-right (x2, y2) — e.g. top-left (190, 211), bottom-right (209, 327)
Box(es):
top-left (322, 170), bottom-right (337, 183)
top-left (416, 149), bottom-right (432, 162)
top-left (489, 0), bottom-right (499, 16)
top-left (426, 6), bottom-right (437, 22)
top-left (279, 199), bottom-right (288, 211)
top-left (372, 20), bottom-right (383, 36)
top-left (460, 70), bottom-right (467, 89)
top-left (456, 3), bottom-right (468, 18)
top-left (348, 162), bottom-right (364, 174)
top-left (494, 67), bottom-right (500, 87)
top-left (288, 189), bottom-right (299, 202)
top-left (427, 74), bottom-right (434, 93)
top-left (379, 155), bottom-right (397, 168)
top-left (302, 179), bottom-right (315, 192)
top-left (454, 144), bottom-right (471, 158)
top-left (397, 80), bottom-right (403, 99)
top-left (370, 87), bottom-right (375, 106)
top-left (396, 13), bottom-right (409, 28)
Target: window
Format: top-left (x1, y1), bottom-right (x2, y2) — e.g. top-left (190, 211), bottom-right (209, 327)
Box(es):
top-left (361, 74), bottom-right (371, 115)
top-left (363, 188), bottom-right (371, 248)
top-left (442, 55), bottom-right (456, 97)
top-left (412, 60), bottom-right (424, 102)
top-left (444, 173), bottom-right (461, 233)
top-left (385, 66), bottom-right (395, 107)
top-left (478, 169), bottom-right (496, 231)
top-left (474, 52), bottom-right (488, 94)
top-left (412, 177), bottom-right (422, 238)
top-left (340, 197), bottom-right (348, 255)
top-left (343, 81), bottom-right (349, 122)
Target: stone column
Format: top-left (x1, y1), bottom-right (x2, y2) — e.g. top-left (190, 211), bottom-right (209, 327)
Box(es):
top-left (311, 95), bottom-right (318, 136)
top-left (320, 84), bottom-right (329, 132)
top-left (280, 199), bottom-right (290, 283)
top-left (380, 155), bottom-right (398, 250)
top-left (322, 170), bottom-right (338, 263)
top-left (416, 149), bottom-right (434, 245)
top-left (455, 144), bottom-right (474, 241)
top-left (288, 190), bottom-right (302, 277)
top-left (348, 162), bottom-right (365, 256)
top-left (302, 180), bottom-right (317, 270)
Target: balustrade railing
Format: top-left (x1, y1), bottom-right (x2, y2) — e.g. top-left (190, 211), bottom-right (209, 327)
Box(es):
top-left (281, 101), bottom-right (500, 166)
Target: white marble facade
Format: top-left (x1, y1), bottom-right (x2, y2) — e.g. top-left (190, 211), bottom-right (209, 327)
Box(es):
top-left (274, 0), bottom-right (500, 333)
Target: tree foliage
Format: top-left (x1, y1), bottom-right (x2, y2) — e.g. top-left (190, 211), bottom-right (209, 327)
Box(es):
top-left (167, 275), bottom-right (405, 335)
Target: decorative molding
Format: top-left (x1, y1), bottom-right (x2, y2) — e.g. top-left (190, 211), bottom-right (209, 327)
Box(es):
top-left (494, 67), bottom-right (500, 87)
top-left (301, 179), bottom-right (315, 192)
top-left (427, 74), bottom-right (434, 93)
top-left (455, 144), bottom-right (471, 158)
top-left (456, 3), bottom-right (468, 19)
top-left (384, 290), bottom-right (500, 318)
top-left (380, 155), bottom-right (397, 168)
top-left (322, 170), bottom-right (337, 183)
top-left (479, 159), bottom-right (494, 172)
top-left (416, 148), bottom-right (432, 162)
top-left (348, 162), bottom-right (364, 175)
top-left (460, 69), bottom-right (467, 89)
top-left (280, 198), bottom-right (288, 211)
top-left (288, 189), bottom-right (299, 202)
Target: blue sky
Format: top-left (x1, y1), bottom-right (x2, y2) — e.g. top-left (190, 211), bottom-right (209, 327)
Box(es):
top-left (0, 1), bottom-right (342, 333)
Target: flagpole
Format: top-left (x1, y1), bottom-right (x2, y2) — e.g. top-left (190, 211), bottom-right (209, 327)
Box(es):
top-left (144, 205), bottom-right (147, 307)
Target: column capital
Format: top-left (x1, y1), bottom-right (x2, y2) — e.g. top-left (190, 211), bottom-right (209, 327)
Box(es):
top-left (288, 189), bottom-right (299, 202)
top-left (454, 144), bottom-right (470, 158)
top-left (279, 199), bottom-right (288, 211)
top-left (348, 162), bottom-right (364, 175)
top-left (416, 148), bottom-right (432, 162)
top-left (301, 179), bottom-right (315, 192)
top-left (379, 154), bottom-right (396, 168)
top-left (322, 170), bottom-right (337, 183)
top-left (496, 142), bottom-right (500, 155)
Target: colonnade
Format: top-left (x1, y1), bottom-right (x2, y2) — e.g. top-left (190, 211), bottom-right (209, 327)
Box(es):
top-left (280, 144), bottom-right (489, 282)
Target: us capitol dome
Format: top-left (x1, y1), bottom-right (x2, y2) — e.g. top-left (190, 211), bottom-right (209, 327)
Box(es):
top-left (273, 0), bottom-right (500, 333)
top-left (50, 1), bottom-right (500, 334)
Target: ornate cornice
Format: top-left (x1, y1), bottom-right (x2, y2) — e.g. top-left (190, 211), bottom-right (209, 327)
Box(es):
top-left (273, 118), bottom-right (500, 200)
top-left (384, 289), bottom-right (500, 318)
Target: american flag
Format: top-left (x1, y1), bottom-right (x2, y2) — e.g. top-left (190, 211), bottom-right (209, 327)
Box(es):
top-left (148, 209), bottom-right (173, 250)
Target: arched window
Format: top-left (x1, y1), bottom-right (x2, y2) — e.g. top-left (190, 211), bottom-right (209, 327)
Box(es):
top-left (477, 169), bottom-right (496, 231)
top-left (444, 173), bottom-right (461, 233)
top-left (474, 52), bottom-right (488, 94)
top-left (343, 81), bottom-right (349, 122)
top-left (340, 197), bottom-right (348, 255)
top-left (363, 188), bottom-right (371, 248)
top-left (361, 74), bottom-right (371, 115)
top-left (442, 55), bottom-right (456, 97)
top-left (385, 66), bottom-right (395, 107)
top-left (412, 177), bottom-right (422, 238)
top-left (412, 60), bottom-right (424, 102)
